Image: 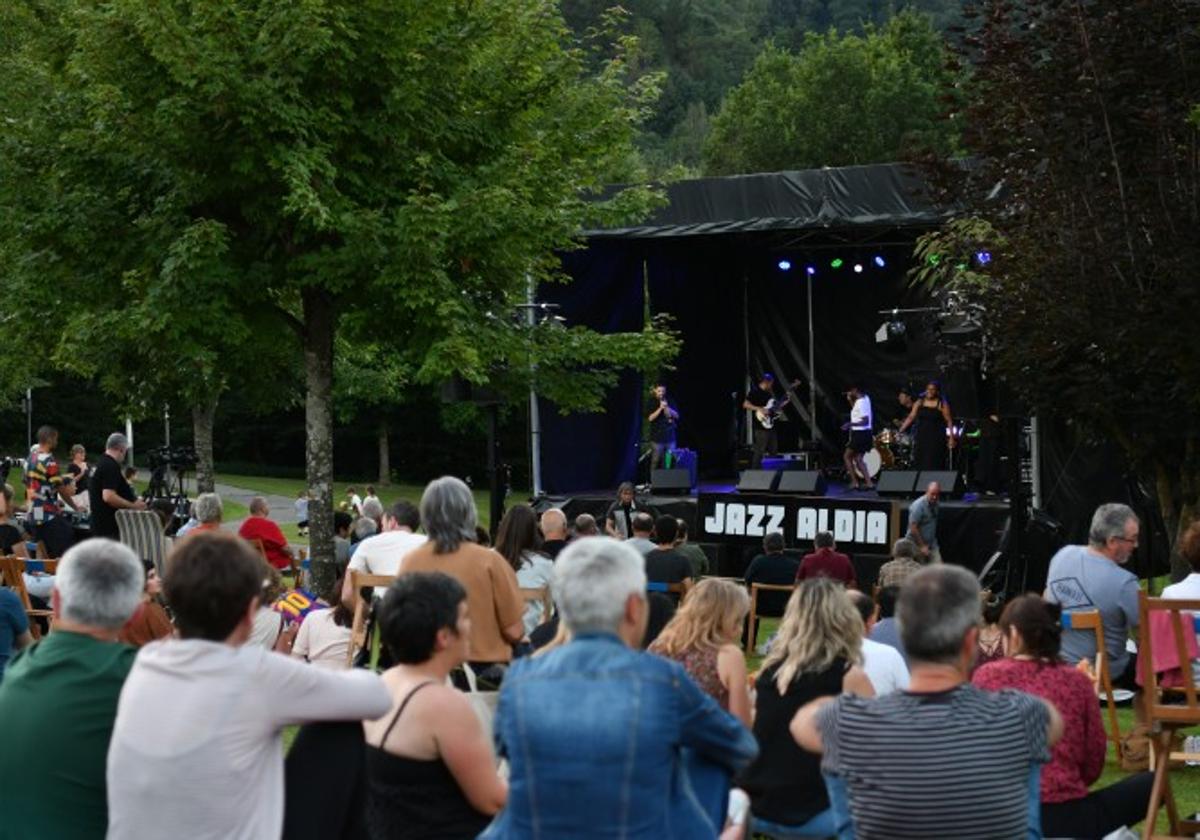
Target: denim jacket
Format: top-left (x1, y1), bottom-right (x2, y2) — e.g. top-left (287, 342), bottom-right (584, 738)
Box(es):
top-left (481, 632), bottom-right (758, 839)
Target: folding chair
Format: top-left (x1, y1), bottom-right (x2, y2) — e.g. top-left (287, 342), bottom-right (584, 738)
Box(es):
top-left (520, 586), bottom-right (553, 626)
top-left (0, 555), bottom-right (55, 639)
top-left (115, 509), bottom-right (171, 576)
top-left (1139, 592), bottom-right (1200, 840)
top-left (346, 570), bottom-right (398, 666)
top-left (746, 583), bottom-right (796, 655)
top-left (1061, 609), bottom-right (1124, 763)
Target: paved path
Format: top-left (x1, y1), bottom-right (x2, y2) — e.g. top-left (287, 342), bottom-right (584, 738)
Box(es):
top-left (212, 481), bottom-right (301, 524)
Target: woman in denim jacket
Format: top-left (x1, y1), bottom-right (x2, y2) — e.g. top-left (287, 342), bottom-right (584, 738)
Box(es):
top-left (482, 538), bottom-right (758, 839)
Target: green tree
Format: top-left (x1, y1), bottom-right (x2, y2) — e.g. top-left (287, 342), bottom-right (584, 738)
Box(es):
top-left (0, 1), bottom-right (671, 593)
top-left (703, 10), bottom-right (958, 174)
top-left (910, 1), bottom-right (1200, 578)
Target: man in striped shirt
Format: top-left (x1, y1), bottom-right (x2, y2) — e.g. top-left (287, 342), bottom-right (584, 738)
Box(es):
top-left (792, 565), bottom-right (1063, 840)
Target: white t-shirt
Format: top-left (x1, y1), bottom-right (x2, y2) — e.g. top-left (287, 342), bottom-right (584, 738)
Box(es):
top-left (347, 529), bottom-right (426, 597)
top-left (862, 636), bottom-right (910, 695)
top-left (851, 395), bottom-right (873, 430)
top-left (1162, 574), bottom-right (1200, 600)
top-left (106, 639), bottom-right (390, 840)
top-left (515, 551), bottom-right (555, 634)
top-left (348, 493), bottom-right (363, 514)
top-left (294, 498), bottom-right (309, 521)
top-left (247, 607), bottom-right (282, 649)
top-left (292, 608), bottom-right (352, 669)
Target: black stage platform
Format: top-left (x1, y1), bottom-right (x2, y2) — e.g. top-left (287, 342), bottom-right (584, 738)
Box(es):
top-left (533, 480), bottom-right (1010, 590)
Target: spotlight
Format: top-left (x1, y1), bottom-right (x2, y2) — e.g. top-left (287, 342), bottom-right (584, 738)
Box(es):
top-left (975, 251), bottom-right (992, 265)
top-left (874, 255), bottom-right (886, 268)
top-left (853, 263), bottom-right (864, 274)
top-left (806, 266), bottom-right (816, 276)
top-left (831, 258), bottom-right (844, 269)
top-left (778, 259), bottom-right (792, 271)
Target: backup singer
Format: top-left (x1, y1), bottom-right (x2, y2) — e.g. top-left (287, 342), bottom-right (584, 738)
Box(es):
top-left (842, 384), bottom-right (874, 491)
top-left (898, 380), bottom-right (955, 471)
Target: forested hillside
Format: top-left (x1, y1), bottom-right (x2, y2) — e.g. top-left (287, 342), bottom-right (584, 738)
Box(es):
top-left (561, 0), bottom-right (965, 174)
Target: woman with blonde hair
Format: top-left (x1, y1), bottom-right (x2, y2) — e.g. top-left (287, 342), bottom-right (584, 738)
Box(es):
top-left (648, 578), bottom-right (753, 725)
top-left (739, 577), bottom-right (874, 838)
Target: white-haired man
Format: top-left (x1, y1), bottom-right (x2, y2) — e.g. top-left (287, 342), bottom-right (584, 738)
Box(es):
top-left (483, 538), bottom-right (757, 839)
top-left (88, 432), bottom-right (145, 541)
top-left (0, 539), bottom-right (145, 837)
top-left (539, 508), bottom-right (568, 560)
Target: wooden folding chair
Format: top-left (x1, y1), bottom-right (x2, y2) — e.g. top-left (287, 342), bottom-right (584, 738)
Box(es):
top-left (346, 571), bottom-right (398, 666)
top-left (647, 580), bottom-right (688, 602)
top-left (746, 583), bottom-right (796, 655)
top-left (0, 555), bottom-right (55, 639)
top-left (1061, 609), bottom-right (1124, 763)
top-left (520, 586), bottom-right (553, 626)
top-left (1139, 592), bottom-right (1200, 840)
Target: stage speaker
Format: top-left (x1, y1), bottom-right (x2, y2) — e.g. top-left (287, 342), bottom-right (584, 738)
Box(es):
top-left (876, 470), bottom-right (919, 496)
top-left (737, 469), bottom-right (780, 493)
top-left (917, 470), bottom-right (961, 496)
top-left (776, 471), bottom-right (827, 496)
top-left (651, 468), bottom-right (692, 495)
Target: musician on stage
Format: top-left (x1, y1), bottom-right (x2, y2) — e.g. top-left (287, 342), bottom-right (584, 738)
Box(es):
top-left (742, 373), bottom-right (778, 469)
top-left (646, 383), bottom-right (680, 469)
top-left (898, 379), bottom-right (956, 471)
top-left (842, 383), bottom-right (874, 490)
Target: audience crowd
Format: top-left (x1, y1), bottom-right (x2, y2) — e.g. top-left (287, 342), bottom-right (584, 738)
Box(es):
top-left (0, 445), bottom-right (1177, 838)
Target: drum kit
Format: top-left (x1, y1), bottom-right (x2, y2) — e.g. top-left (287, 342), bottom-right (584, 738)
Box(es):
top-left (864, 428), bottom-right (913, 478)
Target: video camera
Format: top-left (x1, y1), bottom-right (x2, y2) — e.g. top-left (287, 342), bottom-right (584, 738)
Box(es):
top-left (145, 445), bottom-right (198, 470)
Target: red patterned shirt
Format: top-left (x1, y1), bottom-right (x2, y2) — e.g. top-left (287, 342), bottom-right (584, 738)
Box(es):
top-left (972, 657), bottom-right (1106, 803)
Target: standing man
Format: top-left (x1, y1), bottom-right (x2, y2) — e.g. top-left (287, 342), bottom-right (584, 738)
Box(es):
top-left (646, 383), bottom-right (680, 470)
top-left (24, 425), bottom-right (76, 557)
top-left (907, 481), bottom-right (942, 563)
top-left (89, 433), bottom-right (146, 540)
top-left (604, 482), bottom-right (642, 540)
top-left (743, 373), bottom-right (779, 469)
top-left (842, 384), bottom-right (874, 491)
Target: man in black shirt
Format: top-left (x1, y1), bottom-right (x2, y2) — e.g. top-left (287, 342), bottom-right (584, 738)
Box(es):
top-left (89, 433), bottom-right (145, 540)
top-left (643, 515), bottom-right (694, 603)
top-left (646, 383), bottom-right (679, 469)
top-left (742, 373), bottom-right (778, 469)
top-left (538, 508), bottom-right (569, 560)
top-left (743, 531), bottom-right (800, 617)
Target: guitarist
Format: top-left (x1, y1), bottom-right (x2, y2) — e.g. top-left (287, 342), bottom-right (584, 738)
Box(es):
top-left (743, 373), bottom-right (780, 468)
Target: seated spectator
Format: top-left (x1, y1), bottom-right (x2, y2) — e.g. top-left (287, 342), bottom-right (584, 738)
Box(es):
top-left (743, 531), bottom-right (799, 618)
top-left (495, 504), bottom-right (555, 633)
top-left (174, 500), bottom-right (201, 537)
top-left (876, 537), bottom-right (922, 589)
top-left (796, 530), bottom-right (857, 588)
top-left (847, 590), bottom-right (909, 696)
top-left (332, 510), bottom-right (354, 568)
top-left (0, 483), bottom-right (53, 605)
top-left (0, 588), bottom-right (32, 679)
top-left (401, 477), bottom-right (524, 668)
top-left (292, 574), bottom-right (353, 669)
top-left (573, 512), bottom-right (599, 538)
top-left (106, 531), bottom-right (391, 840)
top-left (975, 591), bottom-right (1006, 671)
top-left (644, 515), bottom-right (695, 602)
top-left (538, 507), bottom-right (569, 560)
top-left (483, 538), bottom-right (757, 839)
top-left (118, 561), bottom-right (173, 647)
top-left (360, 495), bottom-right (385, 534)
top-left (604, 481), bottom-right (643, 540)
top-left (869, 584), bottom-right (905, 658)
top-left (1161, 519), bottom-right (1200, 598)
top-left (247, 562), bottom-right (287, 650)
top-left (626, 512), bottom-right (657, 555)
top-left (238, 495), bottom-right (295, 571)
top-left (351, 516), bottom-right (377, 545)
top-left (649, 578), bottom-right (752, 725)
top-left (973, 594), bottom-right (1153, 838)
top-left (792, 565), bottom-right (1063, 840)
top-left (364, 573), bottom-right (507, 837)
top-left (674, 518), bottom-right (710, 576)
top-left (184, 492), bottom-right (223, 535)
top-left (740, 578), bottom-right (874, 837)
top-left (0, 539), bottom-right (144, 837)
top-left (343, 499), bottom-right (425, 603)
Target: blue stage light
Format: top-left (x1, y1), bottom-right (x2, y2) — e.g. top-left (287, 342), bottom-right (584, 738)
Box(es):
top-left (975, 251), bottom-right (992, 265)
top-left (778, 259), bottom-right (792, 271)
top-left (806, 265), bottom-right (816, 276)
top-left (874, 255), bottom-right (886, 268)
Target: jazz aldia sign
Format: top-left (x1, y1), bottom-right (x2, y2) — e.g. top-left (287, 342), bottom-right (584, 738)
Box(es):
top-left (698, 494), bottom-right (899, 553)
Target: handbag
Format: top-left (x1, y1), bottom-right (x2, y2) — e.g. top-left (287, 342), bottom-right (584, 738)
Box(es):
top-left (457, 663), bottom-right (507, 776)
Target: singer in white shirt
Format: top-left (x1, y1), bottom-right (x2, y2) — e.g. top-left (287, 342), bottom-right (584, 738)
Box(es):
top-left (842, 384), bottom-right (875, 490)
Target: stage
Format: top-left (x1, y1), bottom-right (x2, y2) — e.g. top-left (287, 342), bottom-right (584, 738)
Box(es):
top-left (534, 480), bottom-right (1011, 589)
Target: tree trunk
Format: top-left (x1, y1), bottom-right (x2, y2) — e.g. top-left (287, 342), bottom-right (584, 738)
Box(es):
top-left (377, 418), bottom-right (391, 487)
top-left (303, 286), bottom-right (337, 599)
top-left (1158, 452), bottom-right (1200, 583)
top-left (192, 396), bottom-right (218, 494)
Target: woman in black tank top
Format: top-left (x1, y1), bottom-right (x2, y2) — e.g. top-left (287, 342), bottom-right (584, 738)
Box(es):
top-left (362, 572), bottom-right (507, 839)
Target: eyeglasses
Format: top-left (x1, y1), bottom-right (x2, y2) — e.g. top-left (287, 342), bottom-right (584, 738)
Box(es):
top-left (1112, 536), bottom-right (1139, 546)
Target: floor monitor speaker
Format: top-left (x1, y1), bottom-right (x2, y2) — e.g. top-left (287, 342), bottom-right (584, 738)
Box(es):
top-left (776, 471), bottom-right (827, 496)
top-left (737, 469), bottom-right (780, 493)
top-left (917, 470), bottom-right (961, 496)
top-left (651, 468), bottom-right (692, 494)
top-left (876, 470), bottom-right (919, 496)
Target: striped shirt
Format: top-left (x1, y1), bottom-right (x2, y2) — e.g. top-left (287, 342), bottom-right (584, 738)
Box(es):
top-left (816, 684), bottom-right (1050, 840)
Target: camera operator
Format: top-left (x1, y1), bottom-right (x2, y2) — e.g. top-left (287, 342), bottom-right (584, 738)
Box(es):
top-left (24, 426), bottom-right (77, 557)
top-left (89, 433), bottom-right (145, 540)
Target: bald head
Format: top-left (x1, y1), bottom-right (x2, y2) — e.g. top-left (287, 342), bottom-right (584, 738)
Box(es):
top-left (541, 508), bottom-right (567, 540)
top-left (926, 481), bottom-right (941, 502)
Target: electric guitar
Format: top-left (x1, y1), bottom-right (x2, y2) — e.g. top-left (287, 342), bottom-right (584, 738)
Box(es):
top-left (754, 379), bottom-right (803, 430)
